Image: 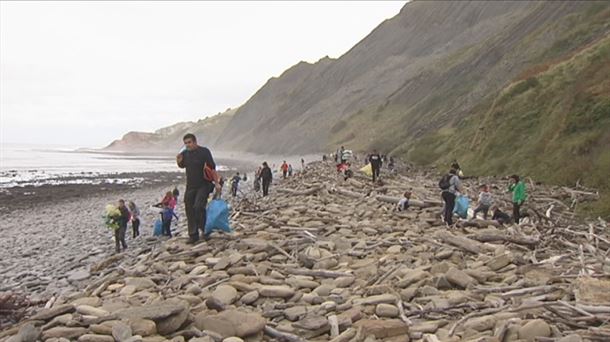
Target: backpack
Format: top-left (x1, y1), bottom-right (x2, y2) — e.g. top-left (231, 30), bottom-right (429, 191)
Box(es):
top-left (439, 174), bottom-right (452, 190)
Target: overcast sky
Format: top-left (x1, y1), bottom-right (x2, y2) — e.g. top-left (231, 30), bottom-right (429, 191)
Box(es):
top-left (1, 1), bottom-right (405, 148)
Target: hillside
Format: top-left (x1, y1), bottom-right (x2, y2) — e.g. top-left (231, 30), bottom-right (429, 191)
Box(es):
top-left (105, 1), bottom-right (610, 216)
top-left (417, 35), bottom-right (610, 217)
top-left (105, 108), bottom-right (237, 152)
top-left (217, 1), bottom-right (608, 156)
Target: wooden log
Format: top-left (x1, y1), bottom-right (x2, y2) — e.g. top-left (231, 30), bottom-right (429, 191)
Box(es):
top-left (457, 219), bottom-right (501, 228)
top-left (334, 188), bottom-right (365, 199)
top-left (282, 267), bottom-right (353, 278)
top-left (468, 231), bottom-right (539, 247)
top-left (328, 315), bottom-right (339, 338)
top-left (329, 328), bottom-right (356, 342)
top-left (264, 325), bottom-right (307, 342)
top-left (277, 186), bottom-right (321, 196)
top-left (435, 232), bottom-right (490, 254)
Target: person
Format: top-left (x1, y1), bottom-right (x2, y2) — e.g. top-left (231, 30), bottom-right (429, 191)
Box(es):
top-left (231, 172), bottom-right (241, 197)
top-left (508, 175), bottom-right (527, 224)
top-left (369, 149), bottom-right (382, 182)
top-left (472, 184), bottom-right (493, 220)
top-left (254, 167), bottom-right (262, 192)
top-left (116, 199), bottom-right (130, 252)
top-left (176, 133), bottom-right (221, 244)
top-left (388, 157), bottom-right (395, 173)
top-left (280, 161), bottom-right (289, 179)
top-left (397, 191), bottom-right (411, 211)
top-left (301, 158), bottom-right (305, 170)
top-left (172, 186), bottom-right (180, 201)
top-left (439, 168), bottom-right (461, 226)
top-left (158, 191), bottom-right (177, 237)
top-left (491, 205), bottom-right (511, 225)
top-left (127, 201), bottom-right (140, 238)
top-left (261, 161), bottom-right (273, 197)
top-left (322, 154), bottom-right (327, 162)
top-left (451, 160), bottom-right (461, 172)
top-left (338, 162), bottom-right (352, 181)
top-left (339, 146), bottom-right (346, 163)
top-left (288, 164), bottom-right (293, 177)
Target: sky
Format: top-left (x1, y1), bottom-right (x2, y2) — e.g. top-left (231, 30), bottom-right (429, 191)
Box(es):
top-left (0, 1), bottom-right (406, 148)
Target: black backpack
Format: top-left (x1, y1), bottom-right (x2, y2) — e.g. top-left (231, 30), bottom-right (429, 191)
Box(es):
top-left (439, 174), bottom-right (452, 190)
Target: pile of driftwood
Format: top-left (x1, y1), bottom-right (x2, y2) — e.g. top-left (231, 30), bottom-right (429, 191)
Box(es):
top-left (1, 160), bottom-right (608, 342)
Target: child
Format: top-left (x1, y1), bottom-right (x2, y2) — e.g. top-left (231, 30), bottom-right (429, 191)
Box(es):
top-left (128, 201), bottom-right (140, 238)
top-left (157, 191), bottom-right (177, 237)
top-left (397, 191), bottom-right (411, 211)
top-left (472, 184), bottom-right (493, 220)
top-left (116, 199), bottom-right (130, 252)
top-left (491, 205), bottom-right (511, 225)
top-left (231, 172), bottom-right (241, 197)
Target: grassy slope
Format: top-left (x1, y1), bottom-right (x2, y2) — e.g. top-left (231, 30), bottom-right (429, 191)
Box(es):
top-left (416, 35), bottom-right (610, 218)
top-left (330, 4), bottom-right (610, 218)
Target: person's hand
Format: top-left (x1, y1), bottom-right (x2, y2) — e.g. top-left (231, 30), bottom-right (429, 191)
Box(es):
top-left (214, 183), bottom-right (222, 194)
top-left (176, 153), bottom-right (183, 164)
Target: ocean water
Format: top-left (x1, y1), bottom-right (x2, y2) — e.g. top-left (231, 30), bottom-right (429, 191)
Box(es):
top-left (0, 144), bottom-right (222, 188)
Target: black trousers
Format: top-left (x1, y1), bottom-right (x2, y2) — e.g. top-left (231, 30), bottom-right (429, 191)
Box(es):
top-left (132, 218), bottom-right (140, 238)
top-left (372, 165), bottom-right (380, 182)
top-left (184, 184), bottom-right (212, 241)
top-left (513, 202), bottom-right (522, 224)
top-left (442, 192), bottom-right (456, 225)
top-left (262, 179), bottom-right (271, 196)
top-left (115, 223), bottom-right (127, 252)
top-left (162, 217), bottom-right (172, 237)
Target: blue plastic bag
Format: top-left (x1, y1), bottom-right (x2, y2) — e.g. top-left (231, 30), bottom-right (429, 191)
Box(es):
top-left (153, 218), bottom-right (163, 236)
top-left (453, 195), bottom-right (469, 219)
top-left (204, 199), bottom-right (232, 236)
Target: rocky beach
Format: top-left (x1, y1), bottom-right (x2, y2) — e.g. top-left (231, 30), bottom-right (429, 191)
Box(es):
top-left (1, 159), bottom-right (608, 342)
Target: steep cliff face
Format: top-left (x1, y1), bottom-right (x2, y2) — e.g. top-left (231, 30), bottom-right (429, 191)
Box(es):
top-left (216, 1), bottom-right (607, 155)
top-left (105, 1), bottom-right (609, 215)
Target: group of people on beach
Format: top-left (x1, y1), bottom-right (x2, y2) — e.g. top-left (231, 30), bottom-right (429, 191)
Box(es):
top-left (108, 133), bottom-right (528, 252)
top-left (333, 145), bottom-right (528, 227)
top-left (109, 199), bottom-right (140, 253)
top-left (438, 165), bottom-right (527, 226)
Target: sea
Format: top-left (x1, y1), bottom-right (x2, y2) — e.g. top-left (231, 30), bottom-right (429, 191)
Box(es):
top-left (0, 143), bottom-right (209, 188)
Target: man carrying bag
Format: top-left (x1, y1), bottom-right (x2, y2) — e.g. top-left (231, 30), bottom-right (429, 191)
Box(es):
top-left (176, 133), bottom-right (222, 244)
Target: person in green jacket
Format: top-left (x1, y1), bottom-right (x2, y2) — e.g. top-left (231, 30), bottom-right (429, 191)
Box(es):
top-left (508, 175), bottom-right (527, 224)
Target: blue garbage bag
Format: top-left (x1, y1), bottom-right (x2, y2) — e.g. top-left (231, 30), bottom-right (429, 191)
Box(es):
top-left (153, 218), bottom-right (163, 236)
top-left (204, 199), bottom-right (232, 236)
top-left (453, 195), bottom-right (469, 219)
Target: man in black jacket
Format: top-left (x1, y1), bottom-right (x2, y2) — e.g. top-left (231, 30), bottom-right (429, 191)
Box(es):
top-left (369, 149), bottom-right (382, 182)
top-left (176, 133), bottom-right (221, 244)
top-left (260, 161), bottom-right (273, 197)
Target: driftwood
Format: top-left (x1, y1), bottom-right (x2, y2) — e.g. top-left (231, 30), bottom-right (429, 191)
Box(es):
top-left (334, 188), bottom-right (365, 199)
top-left (469, 231), bottom-right (539, 247)
top-left (457, 219), bottom-right (501, 228)
top-left (435, 232), bottom-right (490, 254)
top-left (282, 267), bottom-right (353, 279)
top-left (264, 325), bottom-right (307, 342)
top-left (277, 186), bottom-right (322, 196)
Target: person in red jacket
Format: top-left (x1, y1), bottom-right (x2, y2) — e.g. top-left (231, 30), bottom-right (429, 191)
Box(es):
top-left (281, 161), bottom-right (289, 179)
